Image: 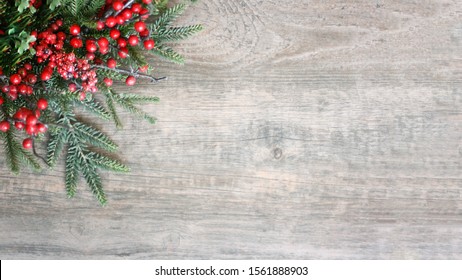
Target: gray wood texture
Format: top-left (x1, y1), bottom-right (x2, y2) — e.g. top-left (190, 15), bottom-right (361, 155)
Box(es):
top-left (1, 0), bottom-right (462, 259)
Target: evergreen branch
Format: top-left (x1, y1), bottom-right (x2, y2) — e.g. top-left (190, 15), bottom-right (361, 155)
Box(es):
top-left (73, 122), bottom-right (118, 152)
top-left (150, 4), bottom-right (186, 32)
top-left (113, 93), bottom-right (157, 124)
top-left (65, 140), bottom-right (78, 198)
top-left (78, 97), bottom-right (112, 121)
top-left (81, 160), bottom-right (106, 205)
top-left (90, 152), bottom-right (130, 173)
top-left (155, 25), bottom-right (203, 41)
top-left (103, 90), bottom-right (123, 128)
top-left (46, 126), bottom-right (67, 167)
top-left (116, 93), bottom-right (160, 104)
top-left (1, 130), bottom-right (21, 174)
top-left (151, 45), bottom-right (184, 64)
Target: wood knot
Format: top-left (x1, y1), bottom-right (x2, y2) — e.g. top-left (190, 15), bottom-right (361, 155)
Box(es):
top-left (273, 148), bottom-right (283, 159)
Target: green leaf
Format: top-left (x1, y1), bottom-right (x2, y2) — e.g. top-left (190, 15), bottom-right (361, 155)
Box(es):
top-left (17, 0), bottom-right (29, 13)
top-left (48, 0), bottom-right (62, 10)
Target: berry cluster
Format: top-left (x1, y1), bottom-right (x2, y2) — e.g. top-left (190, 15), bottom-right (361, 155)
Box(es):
top-left (1, 0), bottom-right (159, 150)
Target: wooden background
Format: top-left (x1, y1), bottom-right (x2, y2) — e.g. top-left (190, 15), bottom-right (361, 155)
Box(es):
top-left (1, 0), bottom-right (462, 259)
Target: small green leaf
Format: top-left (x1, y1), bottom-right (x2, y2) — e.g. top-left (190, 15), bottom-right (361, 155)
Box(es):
top-left (17, 0), bottom-right (29, 13)
top-left (48, 0), bottom-right (62, 11)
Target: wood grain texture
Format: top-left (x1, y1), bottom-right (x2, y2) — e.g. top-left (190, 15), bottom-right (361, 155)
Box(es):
top-left (1, 0), bottom-right (462, 259)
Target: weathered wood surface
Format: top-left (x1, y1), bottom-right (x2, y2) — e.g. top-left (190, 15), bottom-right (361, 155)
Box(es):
top-left (2, 0), bottom-right (462, 259)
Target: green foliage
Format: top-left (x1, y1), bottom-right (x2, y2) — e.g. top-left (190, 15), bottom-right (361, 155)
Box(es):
top-left (1, 0), bottom-right (202, 205)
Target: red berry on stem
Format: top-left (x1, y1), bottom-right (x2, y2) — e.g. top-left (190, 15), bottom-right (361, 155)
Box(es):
top-left (110, 29), bottom-right (120, 40)
top-left (117, 37), bottom-right (127, 48)
top-left (125, 76), bottom-right (136, 86)
top-left (118, 47), bottom-right (129, 58)
top-left (69, 24), bottom-right (81, 35)
top-left (10, 74), bottom-right (22, 85)
top-left (68, 83), bottom-right (77, 91)
top-left (0, 96), bottom-right (3, 105)
top-left (40, 67), bottom-right (53, 81)
top-left (131, 3), bottom-right (142, 13)
top-left (37, 98), bottom-right (48, 110)
top-left (22, 138), bottom-right (33, 149)
top-left (98, 37), bottom-right (109, 48)
top-left (14, 122), bottom-right (24, 130)
top-left (70, 37), bottom-right (83, 48)
top-left (112, 1), bottom-right (124, 11)
top-left (26, 115), bottom-right (38, 126)
top-left (104, 77), bottom-right (113, 86)
top-left (107, 58), bottom-right (117, 68)
top-left (36, 123), bottom-right (47, 133)
top-left (0, 121), bottom-right (10, 132)
top-left (121, 9), bottom-right (132, 20)
top-left (97, 21), bottom-right (105, 30)
top-left (143, 0), bottom-right (152, 4)
top-left (128, 35), bottom-right (139, 46)
top-left (24, 63), bottom-right (32, 70)
top-left (143, 39), bottom-right (155, 50)
top-left (106, 16), bottom-right (117, 28)
top-left (86, 40), bottom-right (98, 53)
top-left (134, 21), bottom-right (146, 33)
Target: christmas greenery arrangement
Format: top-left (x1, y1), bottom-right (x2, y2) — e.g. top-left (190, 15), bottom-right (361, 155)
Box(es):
top-left (0, 0), bottom-right (202, 205)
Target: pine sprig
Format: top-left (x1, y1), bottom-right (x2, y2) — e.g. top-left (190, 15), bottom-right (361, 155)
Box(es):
top-left (154, 25), bottom-right (203, 41)
top-left (1, 0), bottom-right (202, 205)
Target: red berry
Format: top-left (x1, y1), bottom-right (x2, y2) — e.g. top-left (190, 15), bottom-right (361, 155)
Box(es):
top-left (69, 24), bottom-right (81, 35)
top-left (143, 39), bottom-right (155, 50)
top-left (118, 47), bottom-right (129, 58)
top-left (139, 65), bottom-right (149, 73)
top-left (22, 138), bottom-right (33, 149)
top-left (36, 123), bottom-right (47, 134)
top-left (128, 35), bottom-right (139, 46)
top-left (24, 63), bottom-right (32, 70)
top-left (1, 85), bottom-right (9, 93)
top-left (98, 37), bottom-right (109, 48)
top-left (121, 9), bottom-right (132, 20)
top-left (10, 74), bottom-right (22, 85)
top-left (56, 19), bottom-right (63, 27)
top-left (142, 0), bottom-right (152, 4)
top-left (103, 77), bottom-right (113, 86)
top-left (117, 37), bottom-right (127, 48)
top-left (40, 67), bottom-right (53, 81)
top-left (134, 21), bottom-right (146, 33)
top-left (112, 1), bottom-right (124, 11)
top-left (18, 68), bottom-right (28, 78)
top-left (139, 29), bottom-right (149, 38)
top-left (99, 47), bottom-right (109, 55)
top-left (70, 37), bottom-right (83, 48)
top-left (86, 52), bottom-right (95, 60)
top-left (26, 115), bottom-right (38, 126)
top-left (37, 98), bottom-right (48, 110)
top-left (0, 121), bottom-right (10, 132)
top-left (107, 58), bottom-right (117, 68)
top-left (110, 29), bottom-right (120, 40)
top-left (25, 124), bottom-right (36, 136)
top-left (0, 96), bottom-right (3, 105)
top-left (18, 84), bottom-right (28, 94)
top-left (97, 21), bottom-right (105, 30)
top-left (106, 16), bottom-right (117, 28)
top-left (86, 40), bottom-right (98, 53)
top-left (125, 76), bottom-right (136, 86)
top-left (68, 83), bottom-right (77, 91)
top-left (131, 3), bottom-right (142, 13)
top-left (14, 122), bottom-right (24, 130)
top-left (116, 15), bottom-right (125, 25)
top-left (27, 74), bottom-right (37, 84)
